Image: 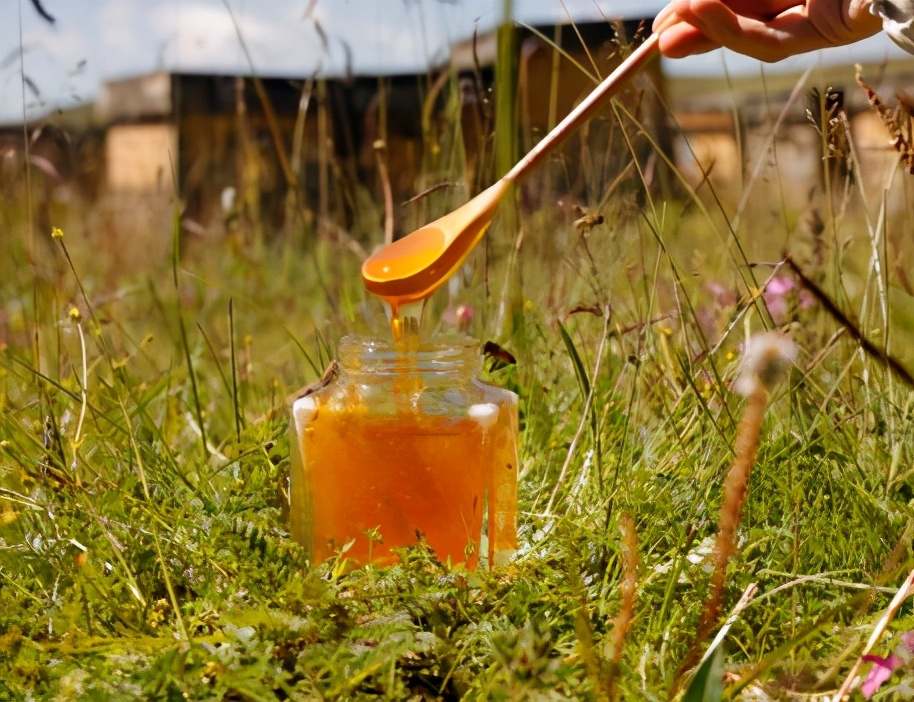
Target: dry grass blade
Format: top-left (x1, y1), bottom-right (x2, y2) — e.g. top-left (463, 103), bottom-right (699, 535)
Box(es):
top-left (784, 255), bottom-right (914, 388)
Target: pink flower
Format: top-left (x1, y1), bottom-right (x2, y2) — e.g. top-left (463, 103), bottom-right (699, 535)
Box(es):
top-left (860, 633), bottom-right (914, 698)
top-left (763, 276), bottom-right (814, 322)
top-left (861, 654), bottom-right (901, 699)
top-left (442, 304), bottom-right (475, 332)
top-left (763, 277), bottom-right (796, 321)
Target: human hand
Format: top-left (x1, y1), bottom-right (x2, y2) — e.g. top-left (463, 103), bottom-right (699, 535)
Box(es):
top-left (653, 0), bottom-right (882, 62)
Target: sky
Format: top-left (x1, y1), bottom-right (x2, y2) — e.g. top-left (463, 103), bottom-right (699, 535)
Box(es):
top-left (0, 0), bottom-right (911, 125)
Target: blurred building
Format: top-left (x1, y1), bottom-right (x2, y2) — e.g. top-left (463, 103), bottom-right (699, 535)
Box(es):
top-left (76, 14), bottom-right (668, 239)
top-left (666, 59), bottom-right (914, 212)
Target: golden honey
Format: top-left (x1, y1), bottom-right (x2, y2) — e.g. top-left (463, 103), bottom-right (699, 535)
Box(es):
top-left (290, 337), bottom-right (517, 569)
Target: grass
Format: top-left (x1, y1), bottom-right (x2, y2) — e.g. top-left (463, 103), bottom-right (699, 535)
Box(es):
top-left (4, 32), bottom-right (914, 702)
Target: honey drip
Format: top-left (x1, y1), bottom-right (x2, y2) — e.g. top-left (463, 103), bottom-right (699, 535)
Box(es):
top-left (386, 298), bottom-right (426, 349)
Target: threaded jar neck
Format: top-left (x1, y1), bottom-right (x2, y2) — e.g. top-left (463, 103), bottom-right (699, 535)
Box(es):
top-left (337, 335), bottom-right (479, 381)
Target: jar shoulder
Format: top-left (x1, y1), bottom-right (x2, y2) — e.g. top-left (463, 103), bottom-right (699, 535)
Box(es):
top-left (292, 375), bottom-right (517, 417)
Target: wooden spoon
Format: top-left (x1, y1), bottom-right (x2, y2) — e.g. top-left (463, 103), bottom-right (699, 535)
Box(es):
top-left (362, 30), bottom-right (665, 307)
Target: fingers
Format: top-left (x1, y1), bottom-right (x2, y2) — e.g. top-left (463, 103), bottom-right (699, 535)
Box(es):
top-left (655, 0), bottom-right (834, 62)
top-left (654, 2), bottom-right (720, 57)
top-left (652, 4), bottom-right (678, 32)
top-left (719, 7), bottom-right (836, 61)
top-left (657, 24), bottom-right (720, 57)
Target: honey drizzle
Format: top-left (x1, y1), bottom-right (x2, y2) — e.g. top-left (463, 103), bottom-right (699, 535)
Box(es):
top-left (383, 297), bottom-right (427, 414)
top-left (386, 298), bottom-right (426, 349)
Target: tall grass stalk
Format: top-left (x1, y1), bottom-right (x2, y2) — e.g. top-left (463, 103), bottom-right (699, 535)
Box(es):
top-left (605, 514), bottom-right (640, 699)
top-left (679, 333), bottom-right (797, 683)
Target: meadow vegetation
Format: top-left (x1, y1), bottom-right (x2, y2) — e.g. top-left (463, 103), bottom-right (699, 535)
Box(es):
top-left (2, 32), bottom-right (914, 701)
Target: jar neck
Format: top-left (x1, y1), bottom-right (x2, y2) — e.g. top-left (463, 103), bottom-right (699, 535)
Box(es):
top-left (337, 335), bottom-right (480, 384)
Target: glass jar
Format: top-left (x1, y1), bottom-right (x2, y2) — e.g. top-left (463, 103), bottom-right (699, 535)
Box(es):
top-left (290, 336), bottom-right (518, 570)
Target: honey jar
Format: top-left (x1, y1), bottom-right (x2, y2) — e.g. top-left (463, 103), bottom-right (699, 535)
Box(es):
top-left (290, 336), bottom-right (518, 570)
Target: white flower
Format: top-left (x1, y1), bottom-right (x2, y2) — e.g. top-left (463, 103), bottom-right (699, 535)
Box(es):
top-left (872, 0), bottom-right (914, 54)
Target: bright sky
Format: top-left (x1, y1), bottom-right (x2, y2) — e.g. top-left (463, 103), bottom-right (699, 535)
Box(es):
top-left (0, 0), bottom-right (910, 125)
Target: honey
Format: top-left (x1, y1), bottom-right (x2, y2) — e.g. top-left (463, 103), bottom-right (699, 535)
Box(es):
top-left (385, 298), bottom-right (424, 346)
top-left (295, 409), bottom-right (491, 567)
top-left (290, 337), bottom-right (517, 569)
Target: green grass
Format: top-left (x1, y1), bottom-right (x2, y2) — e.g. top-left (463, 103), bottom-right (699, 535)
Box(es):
top-left (4, 55), bottom-right (914, 701)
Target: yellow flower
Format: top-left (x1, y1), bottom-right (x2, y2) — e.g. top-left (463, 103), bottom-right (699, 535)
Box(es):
top-left (51, 227), bottom-right (64, 239)
top-left (67, 306), bottom-right (82, 323)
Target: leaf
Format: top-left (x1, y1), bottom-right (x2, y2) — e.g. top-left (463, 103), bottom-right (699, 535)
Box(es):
top-left (556, 320), bottom-right (590, 402)
top-left (683, 644), bottom-right (725, 702)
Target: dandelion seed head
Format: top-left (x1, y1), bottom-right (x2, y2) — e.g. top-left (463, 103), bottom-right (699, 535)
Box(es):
top-left (733, 332), bottom-right (797, 397)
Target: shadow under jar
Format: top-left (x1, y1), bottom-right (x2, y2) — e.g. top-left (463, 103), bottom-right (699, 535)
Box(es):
top-left (290, 336), bottom-right (518, 570)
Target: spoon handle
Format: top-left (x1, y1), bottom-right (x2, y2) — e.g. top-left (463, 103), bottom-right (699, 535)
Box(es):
top-left (503, 31), bottom-right (662, 184)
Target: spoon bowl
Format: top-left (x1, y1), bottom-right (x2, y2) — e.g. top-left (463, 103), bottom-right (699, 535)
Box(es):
top-left (362, 179), bottom-right (510, 304)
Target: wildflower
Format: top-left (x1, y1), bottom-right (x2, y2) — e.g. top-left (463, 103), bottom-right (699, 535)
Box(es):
top-left (862, 653), bottom-right (899, 698)
top-left (201, 660), bottom-right (222, 685)
top-left (443, 303), bottom-right (475, 332)
top-left (50, 227), bottom-right (64, 239)
top-left (763, 275), bottom-right (814, 322)
top-left (684, 331), bottom-right (797, 674)
top-left (861, 632), bottom-right (914, 698)
top-left (67, 306), bottom-right (82, 323)
top-left (146, 598), bottom-right (169, 629)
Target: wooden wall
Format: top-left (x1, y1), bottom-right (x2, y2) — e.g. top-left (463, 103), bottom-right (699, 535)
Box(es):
top-left (105, 123), bottom-right (178, 192)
